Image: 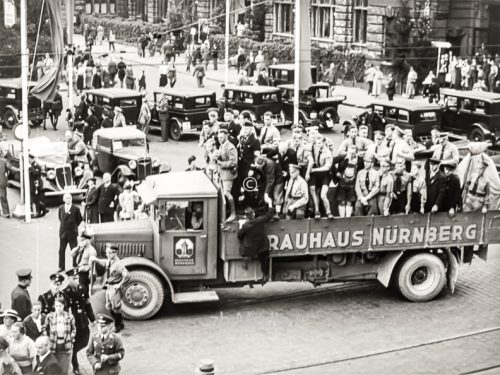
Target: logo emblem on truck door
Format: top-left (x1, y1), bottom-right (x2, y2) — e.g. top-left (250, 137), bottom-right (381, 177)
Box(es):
top-left (174, 236), bottom-right (196, 266)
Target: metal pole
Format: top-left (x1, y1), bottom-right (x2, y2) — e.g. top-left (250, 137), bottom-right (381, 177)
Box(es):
top-left (436, 47), bottom-right (441, 75)
top-left (224, 0), bottom-right (230, 88)
top-left (67, 0), bottom-right (75, 111)
top-left (21, 0), bottom-right (32, 222)
top-left (293, 0), bottom-right (300, 125)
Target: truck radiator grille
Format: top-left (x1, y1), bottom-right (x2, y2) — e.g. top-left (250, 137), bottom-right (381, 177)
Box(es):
top-left (96, 242), bottom-right (146, 257)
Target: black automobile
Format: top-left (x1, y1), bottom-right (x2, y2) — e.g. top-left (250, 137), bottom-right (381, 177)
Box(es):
top-left (0, 137), bottom-right (86, 200)
top-left (268, 64), bottom-right (317, 86)
top-left (0, 78), bottom-right (44, 129)
top-left (150, 87), bottom-right (217, 141)
top-left (440, 89), bottom-right (500, 142)
top-left (344, 99), bottom-right (442, 139)
top-left (89, 127), bottom-right (169, 182)
top-left (218, 85), bottom-right (288, 127)
top-left (278, 83), bottom-right (345, 130)
top-left (85, 88), bottom-right (143, 124)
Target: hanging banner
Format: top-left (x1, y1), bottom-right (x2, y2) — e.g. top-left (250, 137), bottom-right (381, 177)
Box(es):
top-left (4, 0), bottom-right (16, 28)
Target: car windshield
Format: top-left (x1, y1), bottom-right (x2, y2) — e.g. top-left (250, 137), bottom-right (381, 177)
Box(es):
top-left (29, 142), bottom-right (67, 156)
top-left (112, 138), bottom-right (146, 150)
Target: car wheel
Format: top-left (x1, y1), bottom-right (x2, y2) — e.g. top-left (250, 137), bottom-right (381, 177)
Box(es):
top-left (470, 127), bottom-right (485, 142)
top-left (121, 270), bottom-right (165, 320)
top-left (396, 253), bottom-right (446, 302)
top-left (169, 120), bottom-right (182, 141)
top-left (3, 109), bottom-right (18, 129)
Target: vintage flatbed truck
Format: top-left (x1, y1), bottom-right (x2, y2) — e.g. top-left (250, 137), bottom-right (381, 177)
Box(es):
top-left (88, 171), bottom-right (498, 320)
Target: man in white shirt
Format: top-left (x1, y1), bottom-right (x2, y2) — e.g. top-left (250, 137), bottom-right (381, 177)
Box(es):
top-left (259, 111), bottom-right (280, 155)
top-left (284, 164), bottom-right (309, 219)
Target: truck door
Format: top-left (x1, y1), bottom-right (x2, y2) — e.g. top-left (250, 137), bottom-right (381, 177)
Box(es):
top-left (158, 199), bottom-right (208, 277)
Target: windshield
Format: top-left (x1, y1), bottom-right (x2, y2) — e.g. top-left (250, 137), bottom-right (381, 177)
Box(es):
top-left (30, 142), bottom-right (68, 156)
top-left (112, 138), bottom-right (146, 150)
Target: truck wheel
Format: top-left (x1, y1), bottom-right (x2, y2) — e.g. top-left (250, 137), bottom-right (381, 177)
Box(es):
top-left (121, 270), bottom-right (165, 320)
top-left (396, 253), bottom-right (446, 302)
top-left (3, 109), bottom-right (18, 129)
top-left (169, 120), bottom-right (182, 141)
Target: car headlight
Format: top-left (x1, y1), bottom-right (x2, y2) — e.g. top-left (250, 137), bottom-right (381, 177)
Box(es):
top-left (326, 112), bottom-right (332, 118)
top-left (153, 158), bottom-right (160, 167)
top-left (128, 160), bottom-right (137, 169)
top-left (74, 166), bottom-right (83, 176)
top-left (47, 170), bottom-right (56, 179)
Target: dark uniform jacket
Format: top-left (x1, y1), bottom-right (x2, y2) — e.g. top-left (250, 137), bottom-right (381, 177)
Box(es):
top-left (38, 290), bottom-right (68, 315)
top-left (29, 162), bottom-right (43, 197)
top-left (63, 285), bottom-right (95, 329)
top-left (58, 204), bottom-right (83, 240)
top-left (227, 120), bottom-right (242, 140)
top-left (23, 313), bottom-right (46, 341)
top-left (425, 170), bottom-right (446, 212)
top-left (11, 284), bottom-right (32, 320)
top-left (34, 352), bottom-right (62, 375)
top-left (86, 332), bottom-right (125, 375)
top-left (441, 173), bottom-right (462, 211)
top-left (97, 183), bottom-right (120, 215)
top-left (238, 134), bottom-right (261, 168)
top-left (238, 207), bottom-right (275, 258)
top-left (85, 185), bottom-right (99, 223)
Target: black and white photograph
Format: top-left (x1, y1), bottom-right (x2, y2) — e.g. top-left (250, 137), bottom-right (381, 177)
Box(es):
top-left (0, 0), bottom-right (499, 374)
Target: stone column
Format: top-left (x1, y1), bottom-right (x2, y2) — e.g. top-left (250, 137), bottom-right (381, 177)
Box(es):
top-left (366, 7), bottom-right (385, 57)
top-left (333, 0), bottom-right (352, 49)
top-left (264, 0), bottom-right (274, 41)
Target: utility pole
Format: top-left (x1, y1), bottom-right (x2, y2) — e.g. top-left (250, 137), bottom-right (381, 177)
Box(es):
top-left (21, 0), bottom-right (31, 222)
top-left (67, 0), bottom-right (75, 111)
top-left (293, 0), bottom-right (300, 125)
top-left (224, 0), bottom-right (230, 88)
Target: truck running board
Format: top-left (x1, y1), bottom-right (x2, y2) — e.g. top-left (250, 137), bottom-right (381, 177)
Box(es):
top-left (172, 291), bottom-right (220, 304)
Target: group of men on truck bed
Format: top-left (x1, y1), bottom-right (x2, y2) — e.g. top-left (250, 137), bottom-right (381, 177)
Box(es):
top-left (197, 107), bottom-right (494, 221)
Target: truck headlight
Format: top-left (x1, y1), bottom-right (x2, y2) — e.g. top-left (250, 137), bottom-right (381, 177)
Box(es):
top-left (47, 170), bottom-right (56, 180)
top-left (128, 160), bottom-right (137, 169)
top-left (153, 158), bottom-right (160, 167)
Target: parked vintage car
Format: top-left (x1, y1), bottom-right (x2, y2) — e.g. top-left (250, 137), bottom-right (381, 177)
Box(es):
top-left (89, 127), bottom-right (169, 181)
top-left (440, 89), bottom-right (500, 142)
top-left (0, 78), bottom-right (44, 129)
top-left (85, 88), bottom-right (143, 124)
top-left (0, 137), bottom-right (86, 200)
top-left (343, 99), bottom-right (442, 139)
top-left (278, 83), bottom-right (345, 130)
top-left (218, 85), bottom-right (289, 127)
top-left (150, 87), bottom-right (217, 141)
top-left (268, 64), bottom-right (318, 86)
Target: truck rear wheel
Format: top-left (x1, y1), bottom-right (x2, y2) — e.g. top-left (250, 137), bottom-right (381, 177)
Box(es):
top-left (121, 270), bottom-right (165, 320)
top-left (396, 253), bottom-right (446, 302)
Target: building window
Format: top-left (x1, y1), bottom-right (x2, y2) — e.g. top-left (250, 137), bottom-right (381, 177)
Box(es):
top-left (130, 0), bottom-right (147, 21)
top-left (353, 0), bottom-right (367, 43)
top-left (311, 0), bottom-right (335, 39)
top-left (157, 0), bottom-right (168, 19)
top-left (85, 0), bottom-right (115, 14)
top-left (274, 0), bottom-right (293, 34)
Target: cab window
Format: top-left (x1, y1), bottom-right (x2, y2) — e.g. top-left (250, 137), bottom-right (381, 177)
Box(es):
top-left (97, 136), bottom-right (112, 152)
top-left (172, 96), bottom-right (184, 109)
top-left (102, 97), bottom-right (111, 105)
top-left (397, 110), bottom-right (409, 122)
top-left (316, 88), bottom-right (329, 98)
top-left (475, 100), bottom-right (486, 114)
top-left (373, 105), bottom-right (384, 116)
top-left (261, 93), bottom-right (278, 103)
top-left (386, 107), bottom-right (398, 120)
top-left (419, 111), bottom-right (438, 122)
top-left (86, 94), bottom-right (94, 103)
top-left (158, 200), bottom-right (204, 232)
top-left (5, 89), bottom-right (16, 100)
top-left (194, 96), bottom-right (210, 107)
top-left (120, 98), bottom-right (138, 108)
top-left (460, 98), bottom-right (473, 111)
top-left (444, 96), bottom-right (457, 110)
top-left (225, 90), bottom-right (234, 101)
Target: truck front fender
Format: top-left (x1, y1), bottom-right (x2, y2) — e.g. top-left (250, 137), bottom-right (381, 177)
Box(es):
top-left (376, 251), bottom-right (404, 287)
top-left (121, 256), bottom-right (175, 300)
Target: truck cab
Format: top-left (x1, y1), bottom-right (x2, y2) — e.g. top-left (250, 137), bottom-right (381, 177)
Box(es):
top-left (89, 171), bottom-right (496, 321)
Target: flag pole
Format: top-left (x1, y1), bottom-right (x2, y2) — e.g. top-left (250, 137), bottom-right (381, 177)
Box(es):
top-left (293, 0), bottom-right (300, 125)
top-left (67, 0), bottom-right (74, 111)
top-left (224, 0), bottom-right (230, 88)
top-left (21, 0), bottom-right (32, 223)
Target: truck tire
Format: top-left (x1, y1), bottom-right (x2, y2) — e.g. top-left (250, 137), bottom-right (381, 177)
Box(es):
top-left (396, 253), bottom-right (446, 302)
top-left (121, 270), bottom-right (165, 320)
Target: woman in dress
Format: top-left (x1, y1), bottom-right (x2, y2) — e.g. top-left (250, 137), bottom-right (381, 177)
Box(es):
top-left (0, 337), bottom-right (21, 375)
top-left (372, 66), bottom-right (384, 98)
top-left (8, 323), bottom-right (36, 375)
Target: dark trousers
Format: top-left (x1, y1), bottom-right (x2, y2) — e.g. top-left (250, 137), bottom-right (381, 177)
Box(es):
top-left (71, 326), bottom-right (90, 370)
top-left (79, 271), bottom-right (91, 294)
top-left (32, 194), bottom-right (47, 217)
top-left (158, 111), bottom-right (169, 141)
top-left (59, 236), bottom-right (78, 270)
top-left (0, 186), bottom-right (10, 216)
top-left (99, 213), bottom-right (114, 223)
top-left (368, 81), bottom-right (373, 94)
top-left (213, 57), bottom-right (218, 70)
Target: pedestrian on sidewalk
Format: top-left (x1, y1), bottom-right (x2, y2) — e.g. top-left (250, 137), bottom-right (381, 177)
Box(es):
top-left (159, 60), bottom-right (168, 87)
top-left (108, 30), bottom-right (116, 52)
top-left (117, 58), bottom-right (126, 88)
top-left (202, 40), bottom-right (211, 71)
top-left (125, 68), bottom-right (136, 90)
top-left (96, 24), bottom-right (104, 45)
top-left (167, 58), bottom-right (177, 88)
top-left (386, 73), bottom-right (396, 101)
top-left (405, 66), bottom-right (418, 98)
top-left (92, 65), bottom-right (102, 89)
top-left (102, 67), bottom-right (111, 88)
top-left (58, 193), bottom-right (83, 271)
top-left (138, 70), bottom-right (146, 92)
top-left (185, 45), bottom-right (192, 72)
top-left (255, 49), bottom-right (265, 75)
top-left (193, 59), bottom-right (206, 88)
top-left (138, 96), bottom-right (151, 135)
top-left (324, 63), bottom-right (336, 92)
top-left (364, 63), bottom-right (375, 95)
top-left (76, 63), bottom-right (85, 95)
top-left (0, 151), bottom-right (11, 218)
top-left (372, 66), bottom-right (383, 98)
top-left (85, 61), bottom-right (93, 90)
top-left (71, 231), bottom-right (97, 292)
top-left (158, 93), bottom-right (170, 142)
top-left (11, 269), bottom-right (33, 320)
top-left (29, 155), bottom-right (48, 218)
top-left (211, 40), bottom-right (219, 70)
top-left (108, 56), bottom-right (117, 84)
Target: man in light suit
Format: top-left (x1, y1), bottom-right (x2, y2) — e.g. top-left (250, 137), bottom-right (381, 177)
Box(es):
top-left (217, 128), bottom-right (238, 222)
top-left (284, 164), bottom-right (309, 219)
top-left (58, 193), bottom-right (83, 271)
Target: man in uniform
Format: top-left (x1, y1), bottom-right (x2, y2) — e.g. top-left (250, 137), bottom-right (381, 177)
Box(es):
top-left (337, 125), bottom-right (372, 162)
top-left (71, 231), bottom-right (97, 292)
top-left (259, 111), bottom-right (280, 155)
top-left (58, 192), bottom-right (83, 271)
top-left (284, 164), bottom-right (309, 219)
top-left (64, 268), bottom-right (96, 375)
top-left (86, 314), bottom-right (125, 375)
top-left (38, 273), bottom-right (67, 315)
top-left (354, 154), bottom-right (380, 216)
top-left (431, 132), bottom-right (459, 164)
top-left (11, 268), bottom-right (33, 320)
top-left (441, 159), bottom-right (462, 215)
top-left (390, 158), bottom-right (412, 214)
top-left (90, 244), bottom-right (130, 333)
top-left (199, 109), bottom-right (220, 147)
top-left (377, 159), bottom-right (394, 216)
top-left (224, 109), bottom-right (241, 140)
top-left (334, 144), bottom-right (359, 217)
top-left (425, 157), bottom-right (446, 213)
top-left (217, 128), bottom-right (238, 222)
top-left (463, 156), bottom-right (490, 213)
top-left (29, 155), bottom-right (48, 218)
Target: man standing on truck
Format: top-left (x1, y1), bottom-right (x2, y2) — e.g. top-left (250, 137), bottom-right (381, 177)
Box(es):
top-left (425, 157), bottom-right (446, 213)
top-left (463, 156), bottom-right (490, 213)
top-left (354, 154), bottom-right (380, 216)
top-left (284, 164), bottom-right (309, 219)
top-left (441, 159), bottom-right (462, 215)
top-left (390, 158), bottom-right (412, 214)
top-left (217, 128), bottom-right (238, 222)
top-left (238, 206), bottom-right (276, 280)
top-left (431, 132), bottom-right (459, 164)
top-left (90, 244), bottom-right (130, 333)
